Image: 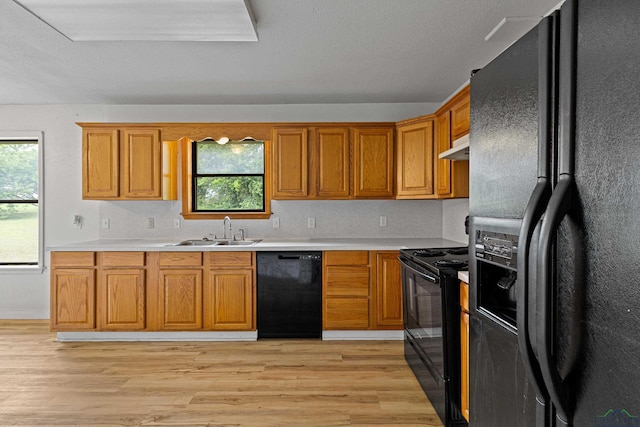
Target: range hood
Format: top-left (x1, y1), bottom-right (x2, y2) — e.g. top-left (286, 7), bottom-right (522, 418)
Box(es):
top-left (439, 134), bottom-right (469, 160)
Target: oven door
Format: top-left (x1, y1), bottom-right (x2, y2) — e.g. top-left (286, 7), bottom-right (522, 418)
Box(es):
top-left (400, 257), bottom-right (444, 378)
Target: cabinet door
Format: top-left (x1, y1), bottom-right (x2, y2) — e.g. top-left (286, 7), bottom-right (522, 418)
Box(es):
top-left (450, 90), bottom-right (470, 140)
top-left (98, 269), bottom-right (145, 330)
top-left (352, 127), bottom-right (395, 198)
top-left (313, 128), bottom-right (350, 198)
top-left (158, 269), bottom-right (203, 330)
top-left (205, 269), bottom-right (254, 330)
top-left (461, 310), bottom-right (470, 421)
top-left (50, 268), bottom-right (96, 330)
top-left (121, 129), bottom-right (162, 199)
top-left (272, 128), bottom-right (309, 198)
top-left (375, 252), bottom-right (403, 328)
top-left (396, 121), bottom-right (435, 198)
top-left (82, 128), bottom-right (119, 199)
top-left (435, 112), bottom-right (452, 196)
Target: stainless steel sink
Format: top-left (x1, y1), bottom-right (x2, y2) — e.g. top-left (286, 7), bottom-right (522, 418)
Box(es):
top-left (171, 239), bottom-right (218, 246)
top-left (168, 238), bottom-right (262, 247)
top-left (215, 239), bottom-right (262, 246)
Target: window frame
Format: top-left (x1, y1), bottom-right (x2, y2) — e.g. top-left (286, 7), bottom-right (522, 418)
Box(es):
top-left (0, 131), bottom-right (45, 273)
top-left (180, 137), bottom-right (272, 220)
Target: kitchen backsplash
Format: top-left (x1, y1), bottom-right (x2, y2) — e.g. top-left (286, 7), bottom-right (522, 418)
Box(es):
top-left (98, 199), bottom-right (448, 240)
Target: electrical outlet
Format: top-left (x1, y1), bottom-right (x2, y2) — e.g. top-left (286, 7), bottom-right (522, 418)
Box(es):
top-left (102, 218), bottom-right (110, 229)
top-left (307, 217), bottom-right (316, 228)
top-left (147, 218), bottom-right (155, 229)
top-left (272, 217), bottom-right (280, 228)
top-left (380, 216), bottom-right (388, 227)
top-left (73, 215), bottom-right (82, 229)
top-left (173, 218), bottom-right (181, 229)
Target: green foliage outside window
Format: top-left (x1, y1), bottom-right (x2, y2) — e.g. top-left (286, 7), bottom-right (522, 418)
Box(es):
top-left (0, 142), bottom-right (39, 264)
top-left (194, 140), bottom-right (265, 211)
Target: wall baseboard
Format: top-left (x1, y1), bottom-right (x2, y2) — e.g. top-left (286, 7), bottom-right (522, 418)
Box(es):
top-left (0, 310), bottom-right (48, 320)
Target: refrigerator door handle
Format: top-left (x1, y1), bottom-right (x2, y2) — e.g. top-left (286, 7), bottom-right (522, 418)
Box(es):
top-left (537, 1), bottom-right (578, 425)
top-left (517, 12), bottom-right (556, 427)
top-left (536, 177), bottom-right (573, 427)
top-left (517, 180), bottom-right (551, 427)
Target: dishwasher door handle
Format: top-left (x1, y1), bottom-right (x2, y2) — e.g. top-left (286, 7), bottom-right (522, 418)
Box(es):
top-left (278, 255), bottom-right (301, 260)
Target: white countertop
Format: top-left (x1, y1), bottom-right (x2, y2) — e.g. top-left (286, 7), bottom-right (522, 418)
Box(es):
top-left (47, 237), bottom-right (466, 252)
top-left (458, 271), bottom-right (469, 283)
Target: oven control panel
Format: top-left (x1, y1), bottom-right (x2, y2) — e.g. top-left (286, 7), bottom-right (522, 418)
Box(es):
top-left (475, 231), bottom-right (518, 269)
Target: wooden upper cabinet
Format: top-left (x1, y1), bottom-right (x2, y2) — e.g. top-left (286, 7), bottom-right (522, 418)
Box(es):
top-left (272, 128), bottom-right (309, 198)
top-left (352, 127), bottom-right (395, 198)
top-left (450, 86), bottom-right (471, 140)
top-left (121, 129), bottom-right (162, 199)
top-left (435, 111), bottom-right (453, 196)
top-left (312, 127), bottom-right (350, 198)
top-left (80, 125), bottom-right (169, 200)
top-left (83, 128), bottom-right (119, 199)
top-left (396, 120), bottom-right (435, 199)
top-left (434, 86), bottom-right (470, 199)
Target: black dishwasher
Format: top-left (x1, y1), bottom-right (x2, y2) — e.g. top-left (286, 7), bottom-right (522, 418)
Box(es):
top-left (256, 252), bottom-right (322, 338)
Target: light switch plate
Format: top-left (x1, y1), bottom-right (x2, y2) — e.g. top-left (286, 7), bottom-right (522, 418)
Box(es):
top-left (102, 218), bottom-right (110, 229)
top-left (173, 218), bottom-right (181, 229)
top-left (380, 216), bottom-right (388, 227)
top-left (272, 217), bottom-right (280, 228)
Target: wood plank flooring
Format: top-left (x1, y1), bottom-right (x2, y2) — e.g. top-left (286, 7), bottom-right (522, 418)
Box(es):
top-left (0, 321), bottom-right (443, 426)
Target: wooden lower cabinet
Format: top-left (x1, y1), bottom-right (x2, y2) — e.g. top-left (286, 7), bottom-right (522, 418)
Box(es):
top-left (460, 280), bottom-right (470, 422)
top-left (205, 269), bottom-right (254, 330)
top-left (323, 250), bottom-right (403, 331)
top-left (50, 252), bottom-right (96, 331)
top-left (158, 268), bottom-right (203, 330)
top-left (97, 252), bottom-right (146, 330)
top-left (98, 268), bottom-right (146, 330)
top-left (52, 249), bottom-right (400, 334)
top-left (204, 251), bottom-right (255, 331)
top-left (323, 251), bottom-right (371, 330)
top-left (375, 251), bottom-right (403, 329)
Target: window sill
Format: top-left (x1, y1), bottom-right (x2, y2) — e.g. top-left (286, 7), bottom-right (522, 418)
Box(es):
top-left (0, 265), bottom-right (47, 275)
top-left (181, 212), bottom-right (272, 220)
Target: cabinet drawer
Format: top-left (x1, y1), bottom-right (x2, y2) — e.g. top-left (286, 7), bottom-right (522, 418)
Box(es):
top-left (325, 266), bottom-right (370, 297)
top-left (51, 252), bottom-right (95, 267)
top-left (325, 298), bottom-right (370, 329)
top-left (99, 252), bottom-right (145, 267)
top-left (460, 280), bottom-right (469, 312)
top-left (207, 251), bottom-right (253, 267)
top-left (159, 252), bottom-right (202, 267)
top-left (324, 251), bottom-right (369, 266)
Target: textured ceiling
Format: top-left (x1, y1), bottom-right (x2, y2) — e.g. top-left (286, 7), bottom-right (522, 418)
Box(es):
top-left (0, 0), bottom-right (562, 105)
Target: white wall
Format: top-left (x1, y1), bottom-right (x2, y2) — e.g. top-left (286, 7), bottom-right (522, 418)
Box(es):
top-left (442, 198), bottom-right (469, 244)
top-left (0, 101), bottom-right (455, 319)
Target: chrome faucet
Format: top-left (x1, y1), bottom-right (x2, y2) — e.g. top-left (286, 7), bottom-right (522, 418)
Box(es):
top-left (223, 216), bottom-right (232, 240)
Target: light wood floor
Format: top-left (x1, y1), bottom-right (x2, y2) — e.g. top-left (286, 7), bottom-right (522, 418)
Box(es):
top-left (0, 320), bottom-right (443, 427)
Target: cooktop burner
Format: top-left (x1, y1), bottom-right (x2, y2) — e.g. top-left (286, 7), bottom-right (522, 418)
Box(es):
top-left (434, 259), bottom-right (468, 268)
top-left (413, 249), bottom-right (446, 257)
top-left (447, 247), bottom-right (468, 255)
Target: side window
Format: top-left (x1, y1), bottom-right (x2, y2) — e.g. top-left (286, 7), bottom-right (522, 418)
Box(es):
top-left (0, 133), bottom-right (43, 267)
top-left (181, 137), bottom-right (271, 219)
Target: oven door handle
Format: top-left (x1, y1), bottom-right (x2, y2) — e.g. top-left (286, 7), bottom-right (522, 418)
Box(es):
top-left (399, 258), bottom-right (439, 283)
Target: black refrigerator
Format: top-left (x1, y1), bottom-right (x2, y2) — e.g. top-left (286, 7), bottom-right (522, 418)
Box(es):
top-left (468, 0), bottom-right (640, 426)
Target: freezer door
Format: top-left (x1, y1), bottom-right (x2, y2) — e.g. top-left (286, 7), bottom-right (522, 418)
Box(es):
top-left (469, 23), bottom-right (540, 219)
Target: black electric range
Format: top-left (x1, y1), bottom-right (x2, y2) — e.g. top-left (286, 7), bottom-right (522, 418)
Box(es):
top-left (399, 246), bottom-right (469, 427)
top-left (399, 246), bottom-right (469, 278)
